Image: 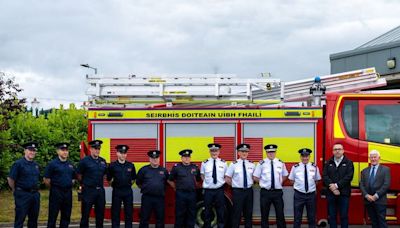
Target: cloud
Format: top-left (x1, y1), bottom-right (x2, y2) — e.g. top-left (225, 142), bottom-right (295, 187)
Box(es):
top-left (0, 0), bottom-right (399, 108)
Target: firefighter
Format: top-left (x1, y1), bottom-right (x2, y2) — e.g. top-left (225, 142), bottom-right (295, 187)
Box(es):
top-left (107, 144), bottom-right (136, 228)
top-left (225, 143), bottom-right (255, 228)
top-left (167, 149), bottom-right (201, 228)
top-left (7, 142), bottom-right (41, 228)
top-left (44, 142), bottom-right (77, 228)
top-left (288, 148), bottom-right (321, 228)
top-left (77, 140), bottom-right (108, 228)
top-left (200, 143), bottom-right (227, 228)
top-left (253, 144), bottom-right (288, 228)
top-left (136, 150), bottom-right (169, 228)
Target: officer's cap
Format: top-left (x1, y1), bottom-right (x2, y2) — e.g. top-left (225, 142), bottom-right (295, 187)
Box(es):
top-left (179, 149), bottom-right (192, 157)
top-left (89, 140), bottom-right (103, 149)
top-left (298, 148), bottom-right (312, 156)
top-left (264, 144), bottom-right (277, 153)
top-left (147, 150), bottom-right (160, 158)
top-left (208, 143), bottom-right (221, 150)
top-left (237, 143), bottom-right (250, 152)
top-left (116, 144), bottom-right (129, 153)
top-left (23, 142), bottom-right (38, 151)
top-left (55, 142), bottom-right (69, 150)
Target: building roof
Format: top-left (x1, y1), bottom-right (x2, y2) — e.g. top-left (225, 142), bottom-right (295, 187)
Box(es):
top-left (357, 25), bottom-right (400, 49)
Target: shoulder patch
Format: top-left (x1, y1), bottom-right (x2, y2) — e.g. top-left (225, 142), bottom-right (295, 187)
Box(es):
top-left (259, 160), bottom-right (264, 165)
top-left (294, 164), bottom-right (299, 167)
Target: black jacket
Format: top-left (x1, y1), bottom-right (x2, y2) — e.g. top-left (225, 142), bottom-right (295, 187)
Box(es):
top-left (322, 156), bottom-right (354, 196)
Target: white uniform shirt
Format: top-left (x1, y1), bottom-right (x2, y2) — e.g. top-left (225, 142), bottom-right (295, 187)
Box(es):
top-left (225, 159), bottom-right (255, 188)
top-left (201, 157), bottom-right (227, 189)
top-left (288, 162), bottom-right (321, 193)
top-left (253, 158), bottom-right (288, 189)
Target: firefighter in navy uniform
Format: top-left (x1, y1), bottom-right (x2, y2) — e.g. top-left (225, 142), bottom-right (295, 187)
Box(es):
top-left (253, 144), bottom-right (288, 228)
top-left (136, 150), bottom-right (169, 228)
top-left (44, 142), bottom-right (77, 228)
top-left (8, 142), bottom-right (41, 228)
top-left (200, 143), bottom-right (228, 228)
top-left (77, 140), bottom-right (108, 228)
top-left (225, 143), bottom-right (255, 228)
top-left (107, 144), bottom-right (136, 228)
top-left (167, 149), bottom-right (201, 228)
top-left (288, 148), bottom-right (321, 228)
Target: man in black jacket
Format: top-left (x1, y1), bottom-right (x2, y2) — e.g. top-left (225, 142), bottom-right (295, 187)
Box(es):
top-left (322, 143), bottom-right (354, 228)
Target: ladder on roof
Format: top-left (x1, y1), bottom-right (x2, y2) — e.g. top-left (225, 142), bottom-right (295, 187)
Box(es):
top-left (85, 68), bottom-right (385, 106)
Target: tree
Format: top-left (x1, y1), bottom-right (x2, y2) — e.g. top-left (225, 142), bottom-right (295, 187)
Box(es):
top-left (0, 73), bottom-right (26, 189)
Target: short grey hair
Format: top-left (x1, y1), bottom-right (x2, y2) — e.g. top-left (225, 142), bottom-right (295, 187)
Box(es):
top-left (369, 149), bottom-right (380, 157)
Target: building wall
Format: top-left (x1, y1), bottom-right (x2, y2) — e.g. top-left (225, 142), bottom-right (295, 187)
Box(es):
top-left (330, 42), bottom-right (400, 75)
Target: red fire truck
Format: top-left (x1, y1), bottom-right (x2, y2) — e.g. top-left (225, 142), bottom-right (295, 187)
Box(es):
top-left (81, 68), bottom-right (400, 226)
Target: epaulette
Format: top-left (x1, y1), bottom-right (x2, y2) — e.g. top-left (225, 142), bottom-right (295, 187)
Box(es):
top-left (232, 160), bottom-right (237, 164)
top-left (311, 162), bottom-right (316, 167)
top-left (259, 160), bottom-right (264, 165)
top-left (221, 159), bottom-right (226, 163)
top-left (203, 159), bottom-right (209, 163)
top-left (294, 163), bottom-right (299, 167)
top-left (278, 159), bottom-right (284, 163)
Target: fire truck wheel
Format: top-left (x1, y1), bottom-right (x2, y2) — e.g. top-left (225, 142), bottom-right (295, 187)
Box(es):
top-left (317, 219), bottom-right (328, 227)
top-left (195, 198), bottom-right (232, 227)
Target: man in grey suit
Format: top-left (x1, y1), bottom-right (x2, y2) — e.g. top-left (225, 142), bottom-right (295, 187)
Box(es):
top-left (360, 150), bottom-right (391, 228)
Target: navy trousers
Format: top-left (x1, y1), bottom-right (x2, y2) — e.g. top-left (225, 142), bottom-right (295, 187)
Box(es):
top-left (175, 190), bottom-right (197, 228)
top-left (293, 190), bottom-right (316, 228)
top-left (231, 188), bottom-right (253, 228)
top-left (203, 188), bottom-right (225, 228)
top-left (111, 187), bottom-right (133, 228)
top-left (14, 189), bottom-right (40, 228)
top-left (80, 187), bottom-right (105, 228)
top-left (327, 193), bottom-right (349, 228)
top-left (139, 194), bottom-right (165, 228)
top-left (260, 189), bottom-right (286, 228)
top-left (47, 187), bottom-right (72, 228)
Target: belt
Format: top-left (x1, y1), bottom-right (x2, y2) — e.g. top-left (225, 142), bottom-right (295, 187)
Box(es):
top-left (176, 189), bottom-right (196, 192)
top-left (261, 188), bottom-right (282, 192)
top-left (232, 187), bottom-right (252, 190)
top-left (16, 187), bottom-right (38, 193)
top-left (52, 185), bottom-right (72, 191)
top-left (204, 186), bottom-right (224, 191)
top-left (295, 189), bottom-right (315, 195)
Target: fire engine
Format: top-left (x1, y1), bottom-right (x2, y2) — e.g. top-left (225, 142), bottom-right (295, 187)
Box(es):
top-left (81, 68), bottom-right (400, 226)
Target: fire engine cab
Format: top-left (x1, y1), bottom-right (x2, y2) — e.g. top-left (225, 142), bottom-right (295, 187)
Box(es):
top-left (82, 68), bottom-right (400, 226)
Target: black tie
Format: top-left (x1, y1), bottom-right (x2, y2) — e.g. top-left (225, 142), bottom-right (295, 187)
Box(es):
top-left (304, 164), bottom-right (309, 193)
top-left (271, 161), bottom-right (275, 189)
top-left (243, 160), bottom-right (247, 189)
top-left (212, 159), bottom-right (217, 184)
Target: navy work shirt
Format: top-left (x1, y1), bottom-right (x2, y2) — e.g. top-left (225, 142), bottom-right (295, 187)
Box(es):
top-left (77, 156), bottom-right (107, 187)
top-left (44, 157), bottom-right (76, 189)
top-left (169, 163), bottom-right (201, 191)
top-left (136, 165), bottom-right (168, 196)
top-left (107, 160), bottom-right (136, 188)
top-left (9, 157), bottom-right (41, 190)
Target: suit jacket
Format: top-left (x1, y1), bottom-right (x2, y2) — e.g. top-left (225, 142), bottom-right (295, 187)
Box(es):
top-left (360, 164), bottom-right (391, 205)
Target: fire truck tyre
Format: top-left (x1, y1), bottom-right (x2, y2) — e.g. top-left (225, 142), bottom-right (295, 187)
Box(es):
top-left (317, 219), bottom-right (328, 227)
top-left (195, 199), bottom-right (232, 227)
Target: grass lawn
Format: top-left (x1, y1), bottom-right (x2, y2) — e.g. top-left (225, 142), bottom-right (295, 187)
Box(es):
top-left (0, 190), bottom-right (82, 223)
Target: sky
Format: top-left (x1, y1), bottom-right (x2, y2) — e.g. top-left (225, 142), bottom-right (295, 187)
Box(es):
top-left (0, 0), bottom-right (399, 109)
